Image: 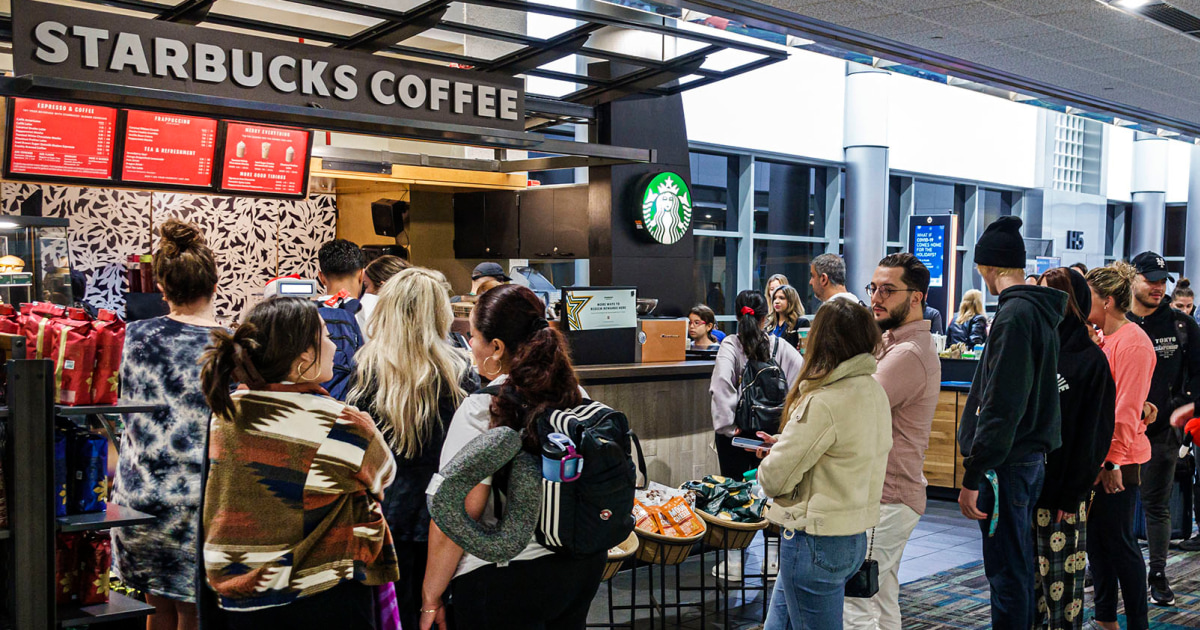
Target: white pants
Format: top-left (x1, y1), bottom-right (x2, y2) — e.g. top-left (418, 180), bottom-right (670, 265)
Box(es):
top-left (842, 503), bottom-right (922, 630)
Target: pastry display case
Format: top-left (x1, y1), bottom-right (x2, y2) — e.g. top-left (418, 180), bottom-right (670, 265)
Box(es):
top-left (0, 216), bottom-right (73, 307)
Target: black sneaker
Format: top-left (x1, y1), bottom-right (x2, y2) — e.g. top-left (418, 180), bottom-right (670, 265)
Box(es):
top-left (1180, 537), bottom-right (1200, 552)
top-left (1149, 571), bottom-right (1175, 606)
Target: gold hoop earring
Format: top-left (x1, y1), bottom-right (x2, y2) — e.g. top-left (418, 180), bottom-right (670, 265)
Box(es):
top-left (297, 360), bottom-right (320, 382)
top-left (481, 355), bottom-right (500, 378)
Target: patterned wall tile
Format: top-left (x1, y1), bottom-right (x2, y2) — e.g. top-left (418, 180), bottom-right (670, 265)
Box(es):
top-left (276, 194), bottom-right (337, 282)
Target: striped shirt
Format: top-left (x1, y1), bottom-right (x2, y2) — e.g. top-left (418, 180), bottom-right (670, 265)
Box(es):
top-left (202, 383), bottom-right (398, 611)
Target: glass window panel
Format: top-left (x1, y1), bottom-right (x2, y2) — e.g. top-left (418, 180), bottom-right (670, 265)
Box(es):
top-left (914, 181), bottom-right (954, 214)
top-left (753, 161), bottom-right (825, 237)
top-left (694, 235), bottom-right (739, 316)
top-left (753, 240), bottom-right (823, 315)
top-left (690, 152), bottom-right (737, 231)
top-left (887, 176), bottom-right (904, 243)
top-left (981, 188), bottom-right (1013, 228)
top-left (1166, 205), bottom-right (1187, 258)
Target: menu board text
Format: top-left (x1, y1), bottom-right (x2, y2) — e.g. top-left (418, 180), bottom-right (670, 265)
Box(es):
top-left (122, 110), bottom-right (217, 187)
top-left (8, 98), bottom-right (116, 180)
top-left (219, 122), bottom-right (309, 196)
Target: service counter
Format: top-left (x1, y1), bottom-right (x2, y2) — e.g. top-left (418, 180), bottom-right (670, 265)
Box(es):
top-left (925, 380), bottom-right (971, 492)
top-left (576, 360), bottom-right (719, 488)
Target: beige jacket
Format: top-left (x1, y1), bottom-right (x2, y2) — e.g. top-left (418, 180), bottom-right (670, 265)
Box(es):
top-left (758, 353), bottom-right (893, 536)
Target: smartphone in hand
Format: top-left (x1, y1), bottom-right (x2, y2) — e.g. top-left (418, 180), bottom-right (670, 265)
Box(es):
top-left (731, 436), bottom-right (771, 450)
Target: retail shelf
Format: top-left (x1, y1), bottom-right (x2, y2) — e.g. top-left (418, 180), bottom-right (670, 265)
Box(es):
top-left (56, 403), bottom-right (163, 416)
top-left (56, 504), bottom-right (154, 533)
top-left (58, 592), bottom-right (155, 627)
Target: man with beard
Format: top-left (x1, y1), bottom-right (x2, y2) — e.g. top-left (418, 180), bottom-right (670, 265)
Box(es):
top-left (844, 253), bottom-right (941, 630)
top-left (1125, 251), bottom-right (1200, 605)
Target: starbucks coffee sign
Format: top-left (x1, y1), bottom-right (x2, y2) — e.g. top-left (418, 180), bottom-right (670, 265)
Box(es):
top-left (636, 172), bottom-right (692, 245)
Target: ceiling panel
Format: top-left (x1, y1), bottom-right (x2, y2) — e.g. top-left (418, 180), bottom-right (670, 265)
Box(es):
top-left (712, 0), bottom-right (1200, 136)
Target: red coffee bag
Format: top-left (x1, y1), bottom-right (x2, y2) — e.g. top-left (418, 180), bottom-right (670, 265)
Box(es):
top-left (55, 532), bottom-right (82, 605)
top-left (90, 310), bottom-right (125, 405)
top-left (78, 532), bottom-right (113, 605)
top-left (50, 308), bottom-right (96, 406)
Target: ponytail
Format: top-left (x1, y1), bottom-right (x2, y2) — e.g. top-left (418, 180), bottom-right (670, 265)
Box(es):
top-left (473, 285), bottom-right (581, 453)
top-left (735, 290), bottom-right (770, 362)
top-left (201, 325), bottom-right (260, 421)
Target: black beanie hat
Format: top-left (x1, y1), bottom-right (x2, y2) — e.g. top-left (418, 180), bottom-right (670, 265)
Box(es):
top-left (974, 216), bottom-right (1026, 268)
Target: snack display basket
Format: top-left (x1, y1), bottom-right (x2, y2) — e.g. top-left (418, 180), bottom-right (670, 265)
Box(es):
top-left (602, 532), bottom-right (639, 581)
top-left (696, 510), bottom-right (769, 550)
top-left (634, 522), bottom-right (706, 565)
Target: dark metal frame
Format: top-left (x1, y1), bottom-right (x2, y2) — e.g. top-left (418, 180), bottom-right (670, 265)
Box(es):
top-left (0, 0), bottom-right (785, 128)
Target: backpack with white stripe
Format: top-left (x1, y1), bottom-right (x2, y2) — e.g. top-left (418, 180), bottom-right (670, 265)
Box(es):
top-left (481, 387), bottom-right (642, 556)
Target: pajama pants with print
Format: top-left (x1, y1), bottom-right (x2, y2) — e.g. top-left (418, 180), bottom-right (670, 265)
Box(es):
top-left (1034, 501), bottom-right (1088, 630)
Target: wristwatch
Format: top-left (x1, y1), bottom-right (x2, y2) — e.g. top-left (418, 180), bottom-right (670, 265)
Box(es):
top-left (1104, 461), bottom-right (1121, 471)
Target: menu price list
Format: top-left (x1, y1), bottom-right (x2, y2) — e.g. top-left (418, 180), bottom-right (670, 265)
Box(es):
top-left (219, 123), bottom-right (309, 196)
top-left (122, 111), bottom-right (217, 187)
top-left (8, 98), bottom-right (117, 180)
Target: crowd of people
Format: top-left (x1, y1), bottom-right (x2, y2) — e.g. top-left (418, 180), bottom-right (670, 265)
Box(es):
top-left (103, 215), bottom-right (1200, 630)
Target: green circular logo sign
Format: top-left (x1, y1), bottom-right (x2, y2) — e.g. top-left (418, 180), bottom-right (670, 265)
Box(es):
top-left (638, 172), bottom-right (692, 245)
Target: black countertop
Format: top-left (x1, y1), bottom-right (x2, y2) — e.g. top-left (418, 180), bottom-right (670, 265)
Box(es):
top-left (575, 360), bottom-right (716, 383)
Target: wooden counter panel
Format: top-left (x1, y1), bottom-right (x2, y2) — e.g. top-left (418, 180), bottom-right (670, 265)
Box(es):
top-left (576, 360), bottom-right (715, 382)
top-left (584, 374), bottom-right (718, 487)
top-left (925, 390), bottom-right (960, 490)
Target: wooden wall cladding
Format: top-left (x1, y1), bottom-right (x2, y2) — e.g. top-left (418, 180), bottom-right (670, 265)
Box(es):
top-left (582, 374), bottom-right (719, 488)
top-left (925, 389), bottom-right (967, 490)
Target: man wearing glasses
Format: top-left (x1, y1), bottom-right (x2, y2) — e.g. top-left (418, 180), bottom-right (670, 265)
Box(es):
top-left (844, 253), bottom-right (941, 630)
top-left (956, 216), bottom-right (1065, 629)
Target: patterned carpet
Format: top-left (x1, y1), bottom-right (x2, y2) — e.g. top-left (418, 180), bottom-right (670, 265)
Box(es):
top-left (899, 549), bottom-right (1200, 629)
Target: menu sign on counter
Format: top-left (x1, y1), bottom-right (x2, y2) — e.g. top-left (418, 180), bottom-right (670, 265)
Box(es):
top-left (563, 287), bottom-right (638, 332)
top-left (121, 111), bottom-right (217, 188)
top-left (5, 98), bottom-right (117, 181)
top-left (218, 122), bottom-right (311, 198)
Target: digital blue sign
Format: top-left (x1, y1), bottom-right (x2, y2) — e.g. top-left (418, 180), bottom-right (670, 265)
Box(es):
top-left (914, 224), bottom-right (946, 288)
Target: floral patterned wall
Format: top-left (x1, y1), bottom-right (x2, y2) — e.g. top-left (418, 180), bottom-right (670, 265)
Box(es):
top-left (1, 183), bottom-right (337, 322)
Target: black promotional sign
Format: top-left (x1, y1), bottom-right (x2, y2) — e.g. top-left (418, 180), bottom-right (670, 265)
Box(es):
top-left (12, 0), bottom-right (526, 132)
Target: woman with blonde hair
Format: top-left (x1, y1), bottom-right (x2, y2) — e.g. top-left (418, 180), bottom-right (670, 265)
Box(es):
top-left (348, 266), bottom-right (477, 629)
top-left (947, 289), bottom-right (987, 347)
top-left (766, 284), bottom-right (808, 348)
top-left (1084, 261), bottom-right (1154, 630)
top-left (753, 299), bottom-right (892, 629)
top-left (765, 273), bottom-right (789, 301)
top-left (358, 254), bottom-right (412, 343)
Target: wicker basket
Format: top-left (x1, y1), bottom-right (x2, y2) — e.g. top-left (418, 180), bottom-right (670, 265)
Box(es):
top-left (634, 524), bottom-right (706, 565)
top-left (696, 510), bottom-right (769, 550)
top-left (601, 532), bottom-right (639, 581)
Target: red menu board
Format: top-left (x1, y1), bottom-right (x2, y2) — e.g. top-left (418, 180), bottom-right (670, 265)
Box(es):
top-left (121, 110), bottom-right (217, 187)
top-left (219, 122), bottom-right (310, 196)
top-left (7, 98), bottom-right (117, 180)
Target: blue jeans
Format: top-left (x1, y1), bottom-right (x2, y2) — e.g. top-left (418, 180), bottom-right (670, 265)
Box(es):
top-left (765, 530), bottom-right (867, 630)
top-left (977, 452), bottom-right (1045, 630)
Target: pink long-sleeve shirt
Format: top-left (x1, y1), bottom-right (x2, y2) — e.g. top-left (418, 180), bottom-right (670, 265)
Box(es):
top-left (1099, 322), bottom-right (1154, 466)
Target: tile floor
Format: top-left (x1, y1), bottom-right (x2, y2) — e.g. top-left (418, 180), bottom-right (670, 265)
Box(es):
top-left (586, 499), bottom-right (984, 629)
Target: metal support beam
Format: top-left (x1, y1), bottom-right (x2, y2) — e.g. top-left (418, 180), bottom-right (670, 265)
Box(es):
top-left (155, 0), bottom-right (215, 24)
top-left (337, 0), bottom-right (450, 52)
top-left (482, 23), bottom-right (603, 75)
top-left (565, 48), bottom-right (713, 106)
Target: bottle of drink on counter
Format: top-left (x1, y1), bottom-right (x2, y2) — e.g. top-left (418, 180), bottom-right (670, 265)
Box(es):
top-left (139, 255), bottom-right (155, 294)
top-left (126, 254), bottom-right (142, 293)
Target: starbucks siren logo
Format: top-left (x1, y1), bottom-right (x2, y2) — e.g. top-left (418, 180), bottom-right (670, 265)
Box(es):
top-left (639, 172), bottom-right (692, 245)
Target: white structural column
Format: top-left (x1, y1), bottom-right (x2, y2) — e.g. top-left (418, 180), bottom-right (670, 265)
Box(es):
top-left (1187, 144), bottom-right (1200, 283)
top-left (843, 63), bottom-right (891, 298)
top-left (1130, 132), bottom-right (1168, 256)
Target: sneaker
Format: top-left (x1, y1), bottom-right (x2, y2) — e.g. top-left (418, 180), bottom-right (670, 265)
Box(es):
top-left (1180, 537), bottom-right (1200, 552)
top-left (766, 542), bottom-right (779, 578)
top-left (712, 555), bottom-right (743, 582)
top-left (1149, 571), bottom-right (1175, 606)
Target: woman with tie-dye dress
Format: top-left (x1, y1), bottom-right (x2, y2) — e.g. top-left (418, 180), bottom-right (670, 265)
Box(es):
top-left (111, 219), bottom-right (222, 630)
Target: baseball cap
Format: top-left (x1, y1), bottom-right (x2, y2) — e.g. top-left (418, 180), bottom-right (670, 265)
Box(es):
top-left (472, 262), bottom-right (511, 281)
top-left (1131, 251), bottom-right (1173, 282)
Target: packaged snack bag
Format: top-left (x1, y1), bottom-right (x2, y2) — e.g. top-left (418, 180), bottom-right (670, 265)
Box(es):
top-left (78, 532), bottom-right (113, 605)
top-left (53, 426), bottom-right (69, 517)
top-left (90, 310), bottom-right (125, 405)
top-left (656, 495), bottom-right (704, 537)
top-left (633, 499), bottom-right (658, 534)
top-left (68, 429), bottom-right (108, 514)
top-left (55, 532), bottom-right (83, 604)
top-left (51, 308), bottom-right (96, 406)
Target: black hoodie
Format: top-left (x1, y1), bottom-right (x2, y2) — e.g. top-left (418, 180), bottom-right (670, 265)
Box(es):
top-left (1128, 300), bottom-right (1200, 440)
top-left (1038, 273), bottom-right (1116, 512)
top-left (958, 285), bottom-right (1066, 490)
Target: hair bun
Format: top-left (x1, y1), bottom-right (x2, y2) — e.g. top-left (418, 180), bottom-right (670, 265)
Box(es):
top-left (1178, 278), bottom-right (1191, 290)
top-left (158, 219), bottom-right (205, 257)
top-left (1112, 260), bottom-right (1138, 283)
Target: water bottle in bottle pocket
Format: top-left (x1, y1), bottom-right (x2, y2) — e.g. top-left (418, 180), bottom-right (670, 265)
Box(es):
top-left (542, 432), bottom-right (583, 482)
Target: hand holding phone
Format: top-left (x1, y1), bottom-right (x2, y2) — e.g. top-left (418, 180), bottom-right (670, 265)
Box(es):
top-left (731, 437), bottom-right (768, 450)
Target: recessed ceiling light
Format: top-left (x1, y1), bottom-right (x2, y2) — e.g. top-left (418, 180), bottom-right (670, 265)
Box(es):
top-left (1115, 0), bottom-right (1151, 8)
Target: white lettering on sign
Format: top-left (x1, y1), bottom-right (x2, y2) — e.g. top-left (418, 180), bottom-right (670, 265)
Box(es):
top-left (26, 9), bottom-right (525, 129)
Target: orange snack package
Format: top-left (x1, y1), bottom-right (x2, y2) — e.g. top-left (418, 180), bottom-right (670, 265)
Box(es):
top-left (656, 496), bottom-right (704, 537)
top-left (633, 499), bottom-right (659, 534)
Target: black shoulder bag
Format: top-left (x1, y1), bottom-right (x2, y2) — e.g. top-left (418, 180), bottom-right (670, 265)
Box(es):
top-left (845, 528), bottom-right (879, 598)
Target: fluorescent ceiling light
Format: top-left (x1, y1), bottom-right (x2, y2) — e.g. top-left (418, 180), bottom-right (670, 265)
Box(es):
top-left (0, 221), bottom-right (20, 229)
top-left (1114, 0), bottom-right (1151, 8)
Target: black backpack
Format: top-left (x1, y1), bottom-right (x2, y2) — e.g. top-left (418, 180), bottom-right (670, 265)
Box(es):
top-left (316, 296), bottom-right (364, 401)
top-left (734, 336), bottom-right (789, 435)
top-left (481, 386), bottom-right (645, 556)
